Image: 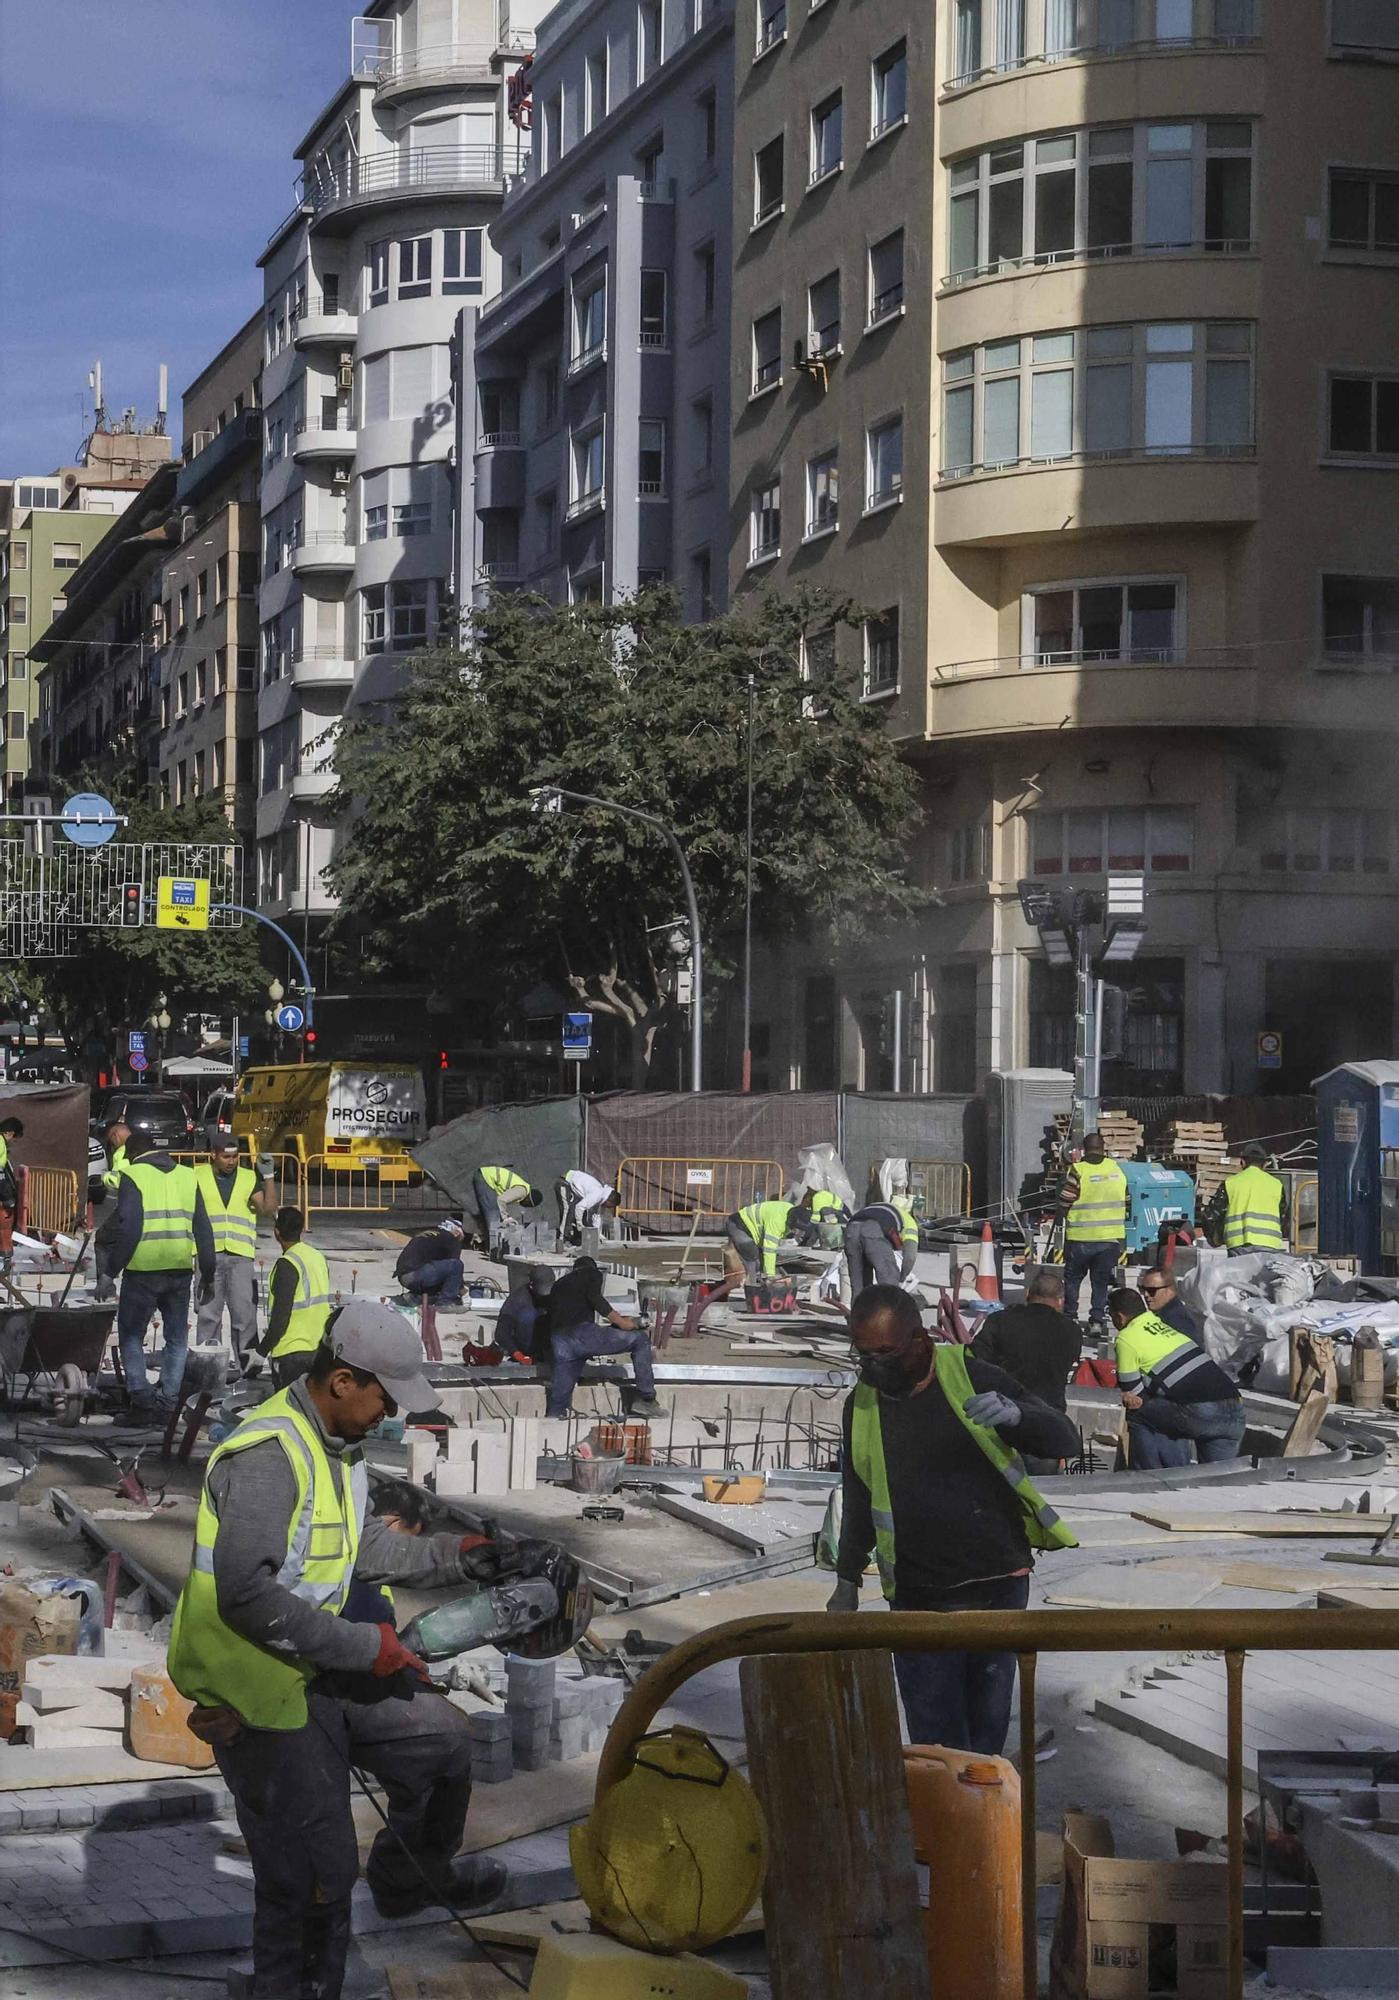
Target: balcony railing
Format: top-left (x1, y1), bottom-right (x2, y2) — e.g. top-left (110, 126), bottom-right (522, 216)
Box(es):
top-left (929, 643), bottom-right (1258, 682)
top-left (303, 146), bottom-right (503, 218)
top-left (868, 282), bottom-right (904, 326)
top-left (945, 18), bottom-right (1260, 91)
top-left (568, 339), bottom-right (607, 376)
top-left (638, 331), bottom-right (668, 349)
top-left (475, 561), bottom-right (520, 580)
top-left (478, 430), bottom-right (522, 448)
top-left (368, 42), bottom-right (497, 87)
top-left (566, 488), bottom-right (606, 520)
top-left (943, 237), bottom-right (1258, 289)
top-left (940, 439), bottom-right (1255, 482)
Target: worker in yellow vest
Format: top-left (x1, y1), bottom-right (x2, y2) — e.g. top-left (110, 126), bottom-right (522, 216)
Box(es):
top-left (1221, 1144), bottom-right (1287, 1255)
top-left (723, 1197), bottom-right (813, 1279)
top-left (167, 1301), bottom-right (510, 2000)
top-left (1109, 1287), bottom-right (1245, 1466)
top-left (1060, 1132), bottom-right (1128, 1333)
top-left (107, 1130), bottom-right (216, 1419)
top-left (0, 1115), bottom-right (22, 1259)
top-left (827, 1285), bottom-right (1077, 1752)
top-left (194, 1141), bottom-right (278, 1374)
top-left (257, 1205), bottom-right (335, 1389)
top-left (471, 1163), bottom-right (542, 1255)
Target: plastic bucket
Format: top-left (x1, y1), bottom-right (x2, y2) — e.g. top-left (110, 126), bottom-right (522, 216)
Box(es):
top-left (570, 1452), bottom-right (626, 1494)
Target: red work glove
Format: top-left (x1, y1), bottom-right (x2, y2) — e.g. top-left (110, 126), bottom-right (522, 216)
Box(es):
top-left (459, 1533), bottom-right (492, 1558)
top-left (372, 1623), bottom-right (429, 1682)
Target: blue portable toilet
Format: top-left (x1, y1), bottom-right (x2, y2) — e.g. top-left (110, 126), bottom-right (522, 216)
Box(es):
top-left (1313, 1060), bottom-right (1399, 1273)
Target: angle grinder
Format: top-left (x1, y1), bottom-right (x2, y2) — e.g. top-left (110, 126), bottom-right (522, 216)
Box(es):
top-left (398, 1540), bottom-right (593, 1662)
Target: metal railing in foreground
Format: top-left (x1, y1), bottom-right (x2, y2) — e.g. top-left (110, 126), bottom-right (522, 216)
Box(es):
top-left (593, 1605), bottom-right (1399, 2000)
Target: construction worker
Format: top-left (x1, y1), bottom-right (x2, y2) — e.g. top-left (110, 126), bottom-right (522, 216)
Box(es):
top-left (1137, 1265), bottom-right (1198, 1342)
top-left (194, 1140), bottom-right (278, 1373)
top-left (471, 1163), bottom-right (541, 1253)
top-left (828, 1285), bottom-right (1077, 1753)
top-left (167, 1301), bottom-right (509, 2000)
top-left (0, 1115), bottom-right (22, 1258)
top-left (544, 1255), bottom-right (663, 1419)
top-left (393, 1216), bottom-right (467, 1309)
top-left (101, 1115), bottom-right (131, 1195)
top-left (1060, 1132), bottom-right (1128, 1332)
top-left (841, 1200), bottom-right (911, 1295)
top-left (971, 1268), bottom-right (1081, 1435)
top-left (106, 1129), bottom-right (216, 1419)
top-left (258, 1205), bottom-right (335, 1388)
top-left (1108, 1287), bottom-right (1245, 1468)
top-left (1220, 1143), bottom-right (1287, 1255)
top-left (555, 1168), bottom-right (618, 1246)
top-left (94, 1115), bottom-right (132, 1301)
top-left (496, 1264), bottom-right (555, 1361)
top-left (723, 1197), bottom-right (813, 1281)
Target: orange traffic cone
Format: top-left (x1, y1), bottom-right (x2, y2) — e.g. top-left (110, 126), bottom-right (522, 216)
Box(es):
top-left (975, 1222), bottom-right (1000, 1302)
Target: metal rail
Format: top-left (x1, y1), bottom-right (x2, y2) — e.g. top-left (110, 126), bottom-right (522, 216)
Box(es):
top-left (593, 1605), bottom-right (1399, 2000)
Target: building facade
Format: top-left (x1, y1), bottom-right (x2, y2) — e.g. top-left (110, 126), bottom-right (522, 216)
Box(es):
top-left (254, 0), bottom-right (539, 923)
top-left (464, 0), bottom-right (733, 615)
top-left (730, 0), bottom-right (1399, 1099)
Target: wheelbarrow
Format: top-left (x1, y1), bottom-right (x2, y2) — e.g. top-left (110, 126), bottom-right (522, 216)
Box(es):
top-left (0, 1305), bottom-right (118, 1427)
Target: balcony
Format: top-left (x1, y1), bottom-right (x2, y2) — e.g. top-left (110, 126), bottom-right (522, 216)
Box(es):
top-left (306, 147), bottom-right (503, 232)
top-left (942, 6), bottom-right (1261, 96)
top-left (293, 419), bottom-right (358, 464)
top-left (290, 758), bottom-right (336, 801)
top-left (174, 408), bottom-right (261, 507)
top-left (293, 302), bottom-right (359, 349)
top-left (290, 648), bottom-right (356, 690)
top-left (291, 531), bottom-right (356, 575)
top-left (369, 42), bottom-right (497, 103)
top-left (566, 488), bottom-right (605, 522)
top-left (924, 646), bottom-right (1261, 739)
top-left (934, 446), bottom-right (1258, 547)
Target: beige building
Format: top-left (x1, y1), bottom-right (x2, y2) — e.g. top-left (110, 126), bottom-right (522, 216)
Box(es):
top-left (728, 0), bottom-right (1399, 1099)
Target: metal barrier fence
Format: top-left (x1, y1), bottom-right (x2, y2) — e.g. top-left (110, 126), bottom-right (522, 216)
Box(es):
top-left (17, 1166), bottom-right (81, 1237)
top-left (168, 1151), bottom-right (307, 1208)
top-left (866, 1158), bottom-right (971, 1220)
top-left (615, 1157), bottom-right (786, 1234)
top-left (594, 1605), bottom-right (1399, 2000)
top-left (301, 1152), bottom-right (441, 1215)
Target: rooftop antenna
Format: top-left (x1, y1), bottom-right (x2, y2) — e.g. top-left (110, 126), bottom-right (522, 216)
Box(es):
top-left (155, 364), bottom-right (168, 436)
top-left (88, 360), bottom-right (107, 431)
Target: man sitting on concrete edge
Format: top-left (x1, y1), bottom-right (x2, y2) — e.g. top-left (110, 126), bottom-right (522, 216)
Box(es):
top-left (394, 1215), bottom-right (467, 1310)
top-left (829, 1285), bottom-right (1078, 1755)
top-left (545, 1254), bottom-right (662, 1420)
top-left (168, 1300), bottom-right (509, 2000)
top-left (1108, 1286), bottom-right (1245, 1468)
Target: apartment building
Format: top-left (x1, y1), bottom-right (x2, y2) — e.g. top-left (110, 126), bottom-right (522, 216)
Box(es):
top-left (731, 0), bottom-right (1399, 1098)
top-left (254, 0), bottom-right (540, 923)
top-left (34, 323), bottom-right (261, 833)
top-left (463, 0), bottom-right (733, 613)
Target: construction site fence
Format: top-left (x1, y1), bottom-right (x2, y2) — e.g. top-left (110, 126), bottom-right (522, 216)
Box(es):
top-left (594, 1604), bottom-right (1399, 2000)
top-left (165, 1151), bottom-right (443, 1219)
top-left (615, 1156), bottom-right (786, 1235)
top-left (866, 1157), bottom-right (971, 1221)
top-left (17, 1165), bottom-right (81, 1238)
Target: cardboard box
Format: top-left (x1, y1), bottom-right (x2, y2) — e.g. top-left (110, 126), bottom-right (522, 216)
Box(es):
top-left (1051, 1812), bottom-right (1228, 2000)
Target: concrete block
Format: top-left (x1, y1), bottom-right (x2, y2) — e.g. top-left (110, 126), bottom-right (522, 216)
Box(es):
top-left (55, 1799), bottom-right (96, 1828)
top-left (468, 1711), bottom-right (512, 1743)
top-left (509, 1417), bottom-right (539, 1492)
top-left (21, 1678), bottom-right (128, 1720)
top-left (17, 1800), bottom-right (59, 1829)
top-left (406, 1432), bottom-right (438, 1485)
top-left (22, 1721), bottom-right (126, 1752)
top-left (473, 1431), bottom-right (510, 1495)
top-left (432, 1459), bottom-right (480, 1500)
top-left (513, 1742), bottom-right (553, 1771)
top-left (552, 1719), bottom-right (587, 1761)
top-left (553, 1687), bottom-right (587, 1720)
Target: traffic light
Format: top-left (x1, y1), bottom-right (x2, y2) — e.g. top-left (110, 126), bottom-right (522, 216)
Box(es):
top-left (304, 1028), bottom-right (317, 1051)
top-left (120, 883), bottom-right (143, 927)
top-left (438, 1049), bottom-right (449, 1071)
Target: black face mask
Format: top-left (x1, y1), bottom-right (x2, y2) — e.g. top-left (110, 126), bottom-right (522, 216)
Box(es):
top-left (860, 1349), bottom-right (921, 1398)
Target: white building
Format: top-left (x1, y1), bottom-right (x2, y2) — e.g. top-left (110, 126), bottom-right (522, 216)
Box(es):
top-left (255, 0), bottom-right (539, 920)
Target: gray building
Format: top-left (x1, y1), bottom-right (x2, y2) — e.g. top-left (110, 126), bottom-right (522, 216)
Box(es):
top-left (462, 0), bottom-right (732, 615)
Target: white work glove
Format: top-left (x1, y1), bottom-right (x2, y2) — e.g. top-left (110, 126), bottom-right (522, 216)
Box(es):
top-left (256, 1154), bottom-right (276, 1180)
top-left (825, 1579), bottom-right (860, 1614)
top-left (964, 1389), bottom-right (1022, 1432)
top-left (452, 1660), bottom-right (499, 1702)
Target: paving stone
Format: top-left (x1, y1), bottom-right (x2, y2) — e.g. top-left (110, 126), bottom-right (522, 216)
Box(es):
top-left (17, 1802), bottom-right (58, 1830)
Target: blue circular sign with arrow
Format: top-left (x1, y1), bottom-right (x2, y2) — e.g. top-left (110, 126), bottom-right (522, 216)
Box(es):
top-left (275, 1004), bottom-right (306, 1033)
top-left (59, 793), bottom-right (119, 848)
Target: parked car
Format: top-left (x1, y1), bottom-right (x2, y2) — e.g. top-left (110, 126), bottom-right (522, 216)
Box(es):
top-left (87, 1133), bottom-right (110, 1205)
top-left (202, 1087), bottom-right (237, 1150)
top-left (90, 1089), bottom-right (197, 1153)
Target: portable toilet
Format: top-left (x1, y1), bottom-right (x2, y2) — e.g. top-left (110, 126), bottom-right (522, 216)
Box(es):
top-left (1313, 1060), bottom-right (1399, 1273)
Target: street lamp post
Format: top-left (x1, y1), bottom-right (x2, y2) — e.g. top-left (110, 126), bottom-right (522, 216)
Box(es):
top-left (742, 675), bottom-right (755, 1094)
top-left (1017, 875), bottom-right (1147, 1145)
top-left (147, 992), bottom-right (171, 1087)
top-left (530, 786), bottom-right (704, 1093)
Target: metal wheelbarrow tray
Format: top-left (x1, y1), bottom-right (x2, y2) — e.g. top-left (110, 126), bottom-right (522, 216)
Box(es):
top-left (0, 1305), bottom-right (118, 1426)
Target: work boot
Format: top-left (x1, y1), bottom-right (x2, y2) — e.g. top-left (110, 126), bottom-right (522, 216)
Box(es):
top-left (627, 1396), bottom-right (668, 1420)
top-left (370, 1853), bottom-right (508, 1921)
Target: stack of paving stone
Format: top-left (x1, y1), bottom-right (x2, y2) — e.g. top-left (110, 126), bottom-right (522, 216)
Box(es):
top-left (506, 1657), bottom-right (628, 1771)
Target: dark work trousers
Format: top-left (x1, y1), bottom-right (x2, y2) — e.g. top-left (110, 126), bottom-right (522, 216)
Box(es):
top-left (471, 1173), bottom-right (501, 1247)
top-left (1062, 1240), bottom-right (1123, 1324)
top-left (1129, 1396), bottom-right (1246, 1468)
top-left (116, 1268), bottom-right (192, 1409)
top-left (547, 1321), bottom-right (656, 1417)
top-left (892, 1571), bottom-right (1032, 1756)
top-left (214, 1680), bottom-right (473, 2000)
top-left (401, 1254), bottom-right (464, 1305)
top-left (843, 1218), bottom-right (902, 1299)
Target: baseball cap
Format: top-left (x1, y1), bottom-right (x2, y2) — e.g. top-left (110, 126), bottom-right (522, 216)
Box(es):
top-left (327, 1299), bottom-right (440, 1413)
top-left (440, 1216), bottom-right (465, 1237)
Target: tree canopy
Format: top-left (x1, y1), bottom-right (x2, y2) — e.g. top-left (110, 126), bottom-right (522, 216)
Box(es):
top-left (327, 587), bottom-right (927, 1082)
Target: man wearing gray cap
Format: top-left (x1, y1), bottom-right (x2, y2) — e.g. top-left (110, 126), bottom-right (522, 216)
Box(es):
top-left (168, 1300), bottom-right (506, 2000)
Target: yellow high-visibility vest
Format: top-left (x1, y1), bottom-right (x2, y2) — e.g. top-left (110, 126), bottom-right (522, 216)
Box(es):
top-left (1223, 1165), bottom-right (1285, 1251)
top-left (195, 1163), bottom-right (259, 1259)
top-left (269, 1241), bottom-right (334, 1358)
top-left (1064, 1159), bottom-right (1127, 1244)
top-left (124, 1161), bottom-right (198, 1272)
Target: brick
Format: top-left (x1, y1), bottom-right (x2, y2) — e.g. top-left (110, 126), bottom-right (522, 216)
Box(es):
top-left (56, 1800), bottom-right (95, 1828)
top-left (18, 1801), bottom-right (59, 1830)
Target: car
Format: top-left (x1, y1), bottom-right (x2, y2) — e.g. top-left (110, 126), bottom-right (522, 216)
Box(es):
top-left (87, 1133), bottom-right (110, 1205)
top-left (202, 1087), bottom-right (237, 1150)
top-left (90, 1089), bottom-right (197, 1153)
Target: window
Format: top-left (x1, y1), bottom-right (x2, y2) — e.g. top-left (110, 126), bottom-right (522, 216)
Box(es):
top-left (14, 482), bottom-right (59, 511)
top-left (866, 415), bottom-right (903, 507)
top-left (178, 586), bottom-right (190, 630)
top-left (1032, 806), bottom-right (1193, 875)
top-left (810, 92), bottom-right (843, 184)
top-left (363, 585), bottom-right (386, 654)
top-left (1329, 374), bottom-right (1399, 458)
top-left (871, 41), bottom-right (907, 140)
top-left (941, 321), bottom-right (1254, 475)
top-left (542, 92), bottom-right (562, 168)
top-left (392, 469), bottom-right (435, 537)
top-left (196, 570), bottom-right (209, 620)
top-left (756, 0), bottom-right (785, 55)
top-left (368, 240), bottom-right (390, 307)
top-left (1243, 804), bottom-right (1392, 876)
top-left (864, 608), bottom-right (900, 694)
top-left (479, 384), bottom-right (520, 443)
top-left (8, 654), bottom-right (24, 680)
top-left (444, 228), bottom-right (484, 294)
top-left (638, 419), bottom-right (666, 494)
top-left (1330, 169), bottom-right (1399, 253)
top-left (1044, 0), bottom-right (1085, 54)
top-left (808, 271), bottom-right (841, 356)
top-left (754, 136), bottom-right (784, 225)
top-left (177, 672), bottom-right (189, 717)
top-left (639, 270), bottom-right (668, 345)
top-left (362, 354), bottom-right (389, 425)
top-left (195, 658), bottom-right (208, 704)
top-left (953, 0), bottom-right (982, 78)
top-left (636, 133), bottom-right (664, 187)
top-left (540, 360), bottom-right (561, 427)
top-left (480, 514), bottom-right (519, 573)
top-left (948, 818), bottom-right (990, 884)
top-left (51, 542), bottom-right (81, 570)
top-left (535, 491), bottom-right (558, 563)
top-left (639, 0), bottom-right (662, 77)
top-left (238, 647), bottom-right (256, 689)
top-left (751, 479), bottom-right (781, 561)
top-left (391, 580), bottom-right (432, 647)
top-left (214, 646), bottom-right (228, 693)
top-left (806, 448), bottom-right (839, 535)
top-left (1332, 0), bottom-right (1399, 55)
top-left (7, 712), bottom-right (24, 743)
top-left (1026, 579), bottom-right (1181, 664)
top-left (9, 544), bottom-right (25, 572)
top-left (995, 0), bottom-right (1025, 68)
top-left (696, 88), bottom-right (718, 170)
top-left (752, 308), bottom-right (782, 393)
top-left (4, 598), bottom-right (25, 626)
top-left (586, 47), bottom-right (608, 131)
top-left (572, 274), bottom-right (607, 365)
top-left (571, 422), bottom-right (606, 506)
top-left (238, 550), bottom-right (257, 596)
top-left (869, 229), bottom-right (905, 324)
top-left (691, 395), bottom-right (714, 476)
top-left (690, 549), bottom-right (712, 618)
top-left (215, 554), bottom-right (229, 603)
top-left (398, 236), bottom-right (432, 299)
top-left (1322, 575), bottom-right (1399, 666)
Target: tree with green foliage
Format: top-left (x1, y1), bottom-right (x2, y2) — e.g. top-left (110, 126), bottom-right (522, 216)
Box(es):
top-left (17, 791), bottom-right (268, 1077)
top-left (327, 587), bottom-right (927, 1085)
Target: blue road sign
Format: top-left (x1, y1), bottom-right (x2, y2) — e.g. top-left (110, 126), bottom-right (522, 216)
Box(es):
top-left (128, 1031), bottom-right (147, 1054)
top-left (562, 1010), bottom-right (592, 1058)
top-left (59, 793), bottom-right (119, 848)
top-left (275, 1004), bottom-right (305, 1033)
top-left (239, 1036), bottom-right (251, 1058)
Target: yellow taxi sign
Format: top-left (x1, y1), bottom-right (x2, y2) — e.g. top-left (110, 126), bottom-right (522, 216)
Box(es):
top-left (155, 875), bottom-right (211, 931)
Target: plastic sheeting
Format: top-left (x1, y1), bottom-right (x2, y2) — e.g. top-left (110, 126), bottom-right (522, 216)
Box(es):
top-left (842, 1094), bottom-right (972, 1207)
top-left (1177, 1249), bottom-right (1399, 1394)
top-left (794, 1143), bottom-right (858, 1212)
top-left (584, 1092), bottom-right (838, 1186)
top-left (411, 1097), bottom-right (583, 1220)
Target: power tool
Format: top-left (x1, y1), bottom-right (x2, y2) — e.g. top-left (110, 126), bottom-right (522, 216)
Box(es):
top-left (398, 1539), bottom-right (593, 1662)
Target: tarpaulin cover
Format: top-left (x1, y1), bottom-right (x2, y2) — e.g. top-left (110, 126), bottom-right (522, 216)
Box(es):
top-left (583, 1092), bottom-right (839, 1188)
top-left (1176, 1248), bottom-right (1399, 1394)
top-left (412, 1096), bottom-right (583, 1219)
top-left (0, 1083), bottom-right (89, 1188)
top-left (844, 1094), bottom-right (976, 1207)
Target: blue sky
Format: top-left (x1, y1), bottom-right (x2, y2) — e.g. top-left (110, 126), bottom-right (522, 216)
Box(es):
top-left (0, 0), bottom-right (355, 473)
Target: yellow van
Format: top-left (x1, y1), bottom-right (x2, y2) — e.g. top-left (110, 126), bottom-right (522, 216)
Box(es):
top-left (233, 1063), bottom-right (426, 1180)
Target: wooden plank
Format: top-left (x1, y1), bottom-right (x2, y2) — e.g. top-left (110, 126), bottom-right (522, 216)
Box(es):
top-left (741, 1649), bottom-right (931, 1999)
top-left (1320, 1588), bottom-right (1399, 1611)
top-left (467, 1898), bottom-right (764, 1952)
top-left (1042, 1564), bottom-right (1220, 1609)
top-left (648, 1489), bottom-right (818, 1554)
top-left (1282, 1389), bottom-right (1333, 1458)
top-left (1130, 1510), bottom-right (1394, 1538)
top-left (386, 1968), bottom-right (528, 1999)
